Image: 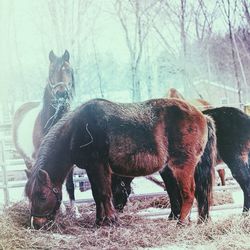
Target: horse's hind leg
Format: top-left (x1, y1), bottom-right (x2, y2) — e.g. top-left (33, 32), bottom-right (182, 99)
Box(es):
top-left (66, 167), bottom-right (81, 217)
top-left (86, 163), bottom-right (117, 226)
top-left (172, 167), bottom-right (196, 225)
top-left (217, 169), bottom-right (226, 186)
top-left (226, 155), bottom-right (250, 213)
top-left (195, 116), bottom-right (216, 222)
top-left (160, 165), bottom-right (181, 220)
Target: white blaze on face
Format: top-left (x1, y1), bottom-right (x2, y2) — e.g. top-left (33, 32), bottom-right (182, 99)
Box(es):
top-left (30, 216), bottom-right (34, 229)
top-left (17, 106), bottom-right (40, 158)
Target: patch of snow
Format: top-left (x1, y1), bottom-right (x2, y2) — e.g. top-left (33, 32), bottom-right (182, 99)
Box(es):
top-left (131, 177), bottom-right (164, 194)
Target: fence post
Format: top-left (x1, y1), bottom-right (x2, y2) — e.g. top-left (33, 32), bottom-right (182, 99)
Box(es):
top-left (0, 140), bottom-right (9, 206)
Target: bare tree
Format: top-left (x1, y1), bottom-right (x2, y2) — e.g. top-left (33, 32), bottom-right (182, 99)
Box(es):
top-left (194, 0), bottom-right (217, 43)
top-left (92, 36), bottom-right (104, 98)
top-left (156, 0), bottom-right (195, 95)
top-left (115, 0), bottom-right (154, 101)
top-left (242, 0), bottom-right (250, 27)
top-left (219, 0), bottom-right (248, 107)
top-left (193, 0), bottom-right (218, 81)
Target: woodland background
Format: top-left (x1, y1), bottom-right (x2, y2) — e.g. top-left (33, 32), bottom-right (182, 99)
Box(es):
top-left (1, 0), bottom-right (250, 118)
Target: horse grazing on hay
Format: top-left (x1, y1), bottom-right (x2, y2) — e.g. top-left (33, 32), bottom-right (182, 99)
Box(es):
top-left (25, 97), bottom-right (212, 229)
top-left (167, 88), bottom-right (225, 186)
top-left (13, 50), bottom-right (78, 213)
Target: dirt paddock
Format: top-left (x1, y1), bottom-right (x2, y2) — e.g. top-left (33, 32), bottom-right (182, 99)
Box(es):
top-left (1, 191), bottom-right (249, 250)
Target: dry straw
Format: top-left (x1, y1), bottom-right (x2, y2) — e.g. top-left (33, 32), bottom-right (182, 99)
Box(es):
top-left (0, 192), bottom-right (247, 250)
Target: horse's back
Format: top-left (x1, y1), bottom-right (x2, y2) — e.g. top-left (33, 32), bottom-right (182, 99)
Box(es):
top-left (203, 107), bottom-right (250, 137)
top-left (74, 98), bottom-right (207, 176)
top-left (203, 107), bottom-right (250, 155)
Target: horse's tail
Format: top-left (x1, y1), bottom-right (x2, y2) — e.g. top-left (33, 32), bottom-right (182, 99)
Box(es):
top-left (194, 115), bottom-right (217, 222)
top-left (12, 101), bottom-right (40, 169)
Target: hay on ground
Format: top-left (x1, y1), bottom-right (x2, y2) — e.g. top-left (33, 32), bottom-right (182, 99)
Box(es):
top-left (0, 193), bottom-right (247, 250)
top-left (125, 190), bottom-right (233, 212)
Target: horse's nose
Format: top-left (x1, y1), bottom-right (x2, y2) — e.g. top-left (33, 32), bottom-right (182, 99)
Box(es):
top-left (55, 90), bottom-right (68, 99)
top-left (32, 217), bottom-right (49, 230)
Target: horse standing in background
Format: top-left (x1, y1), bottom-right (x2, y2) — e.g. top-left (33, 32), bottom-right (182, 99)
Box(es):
top-left (13, 50), bottom-right (79, 215)
top-left (112, 88), bottom-right (250, 220)
top-left (167, 88), bottom-right (225, 186)
top-left (166, 88), bottom-right (212, 110)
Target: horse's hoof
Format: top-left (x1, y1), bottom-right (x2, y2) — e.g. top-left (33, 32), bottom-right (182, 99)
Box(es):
top-left (168, 212), bottom-right (179, 221)
top-left (242, 211), bottom-right (249, 217)
top-left (95, 215), bottom-right (118, 227)
top-left (114, 204), bottom-right (125, 213)
top-left (197, 215), bottom-right (210, 224)
top-left (70, 205), bottom-right (81, 219)
top-left (68, 201), bottom-right (81, 218)
top-left (177, 219), bottom-right (190, 227)
top-left (60, 203), bottom-right (67, 215)
top-left (104, 216), bottom-right (119, 226)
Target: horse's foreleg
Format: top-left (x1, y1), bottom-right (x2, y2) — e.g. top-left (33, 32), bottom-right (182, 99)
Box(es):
top-left (160, 165), bottom-right (181, 220)
top-left (173, 168), bottom-right (195, 225)
top-left (86, 164), bottom-right (117, 226)
top-left (66, 168), bottom-right (81, 218)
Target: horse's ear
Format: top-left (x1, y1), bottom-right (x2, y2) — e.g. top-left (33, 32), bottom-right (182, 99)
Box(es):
top-left (49, 50), bottom-right (56, 62)
top-left (63, 50), bottom-right (70, 62)
top-left (25, 169), bottom-right (31, 179)
top-left (38, 169), bottom-right (51, 185)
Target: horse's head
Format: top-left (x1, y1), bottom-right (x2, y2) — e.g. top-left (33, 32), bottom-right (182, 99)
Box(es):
top-left (111, 175), bottom-right (133, 212)
top-left (25, 169), bottom-right (62, 229)
top-left (48, 50), bottom-right (75, 105)
top-left (167, 88), bottom-right (185, 100)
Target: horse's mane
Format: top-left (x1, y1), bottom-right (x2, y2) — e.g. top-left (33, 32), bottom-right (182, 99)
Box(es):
top-left (26, 111), bottom-right (74, 187)
top-left (71, 69), bottom-right (75, 98)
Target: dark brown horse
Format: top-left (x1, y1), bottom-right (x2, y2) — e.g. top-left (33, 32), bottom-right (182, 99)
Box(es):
top-left (13, 50), bottom-right (78, 213)
top-left (25, 98), bottom-right (211, 229)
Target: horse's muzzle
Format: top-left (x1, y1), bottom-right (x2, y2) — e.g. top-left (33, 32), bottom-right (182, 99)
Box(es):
top-left (56, 90), bottom-right (69, 100)
top-left (30, 216), bottom-right (54, 230)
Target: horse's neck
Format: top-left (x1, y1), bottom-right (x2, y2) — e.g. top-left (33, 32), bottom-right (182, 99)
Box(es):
top-left (40, 88), bottom-right (54, 126)
top-left (41, 89), bottom-right (70, 135)
top-left (41, 122), bottom-right (73, 184)
top-left (41, 101), bottom-right (55, 123)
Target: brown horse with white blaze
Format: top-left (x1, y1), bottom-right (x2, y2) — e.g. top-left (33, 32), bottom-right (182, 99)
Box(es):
top-left (13, 50), bottom-right (79, 213)
top-left (25, 98), bottom-right (209, 228)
